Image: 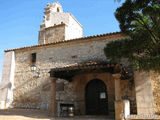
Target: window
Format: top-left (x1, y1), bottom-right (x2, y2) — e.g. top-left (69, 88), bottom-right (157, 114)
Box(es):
top-left (31, 53), bottom-right (36, 64)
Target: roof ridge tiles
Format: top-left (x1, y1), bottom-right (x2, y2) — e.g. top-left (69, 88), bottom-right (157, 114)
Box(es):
top-left (5, 31), bottom-right (124, 52)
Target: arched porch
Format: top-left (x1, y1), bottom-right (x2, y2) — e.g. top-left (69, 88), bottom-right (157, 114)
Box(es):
top-left (48, 61), bottom-right (134, 119)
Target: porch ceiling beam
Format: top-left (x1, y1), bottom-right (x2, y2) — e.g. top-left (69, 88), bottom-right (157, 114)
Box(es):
top-left (49, 62), bottom-right (131, 81)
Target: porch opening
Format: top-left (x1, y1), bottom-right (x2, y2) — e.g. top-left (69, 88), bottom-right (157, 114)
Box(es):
top-left (85, 79), bottom-right (108, 115)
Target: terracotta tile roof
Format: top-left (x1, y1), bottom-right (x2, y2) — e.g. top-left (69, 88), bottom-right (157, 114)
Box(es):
top-left (50, 61), bottom-right (120, 72)
top-left (50, 61), bottom-right (132, 81)
top-left (5, 31), bottom-right (126, 52)
top-left (50, 61), bottom-right (123, 81)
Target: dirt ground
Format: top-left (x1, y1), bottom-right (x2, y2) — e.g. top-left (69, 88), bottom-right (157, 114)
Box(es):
top-left (0, 109), bottom-right (114, 120)
top-left (0, 109), bottom-right (51, 120)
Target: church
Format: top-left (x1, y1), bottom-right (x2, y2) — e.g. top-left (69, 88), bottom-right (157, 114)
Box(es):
top-left (0, 2), bottom-right (160, 120)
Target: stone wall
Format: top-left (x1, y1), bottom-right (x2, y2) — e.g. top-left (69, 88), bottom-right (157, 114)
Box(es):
top-left (72, 73), bottom-right (115, 115)
top-left (39, 17), bottom-right (83, 45)
top-left (45, 24), bottom-right (65, 43)
top-left (55, 73), bottom-right (134, 116)
top-left (12, 34), bottom-right (129, 110)
top-left (38, 5), bottom-right (83, 45)
top-left (150, 71), bottom-right (160, 114)
top-left (38, 24), bottom-right (66, 44)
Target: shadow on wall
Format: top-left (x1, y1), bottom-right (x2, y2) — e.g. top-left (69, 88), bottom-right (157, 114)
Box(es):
top-left (0, 82), bottom-right (12, 103)
top-left (13, 76), bottom-right (50, 110)
top-left (0, 82), bottom-right (12, 90)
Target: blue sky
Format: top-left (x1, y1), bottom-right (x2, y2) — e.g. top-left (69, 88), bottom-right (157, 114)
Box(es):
top-left (0, 0), bottom-right (125, 83)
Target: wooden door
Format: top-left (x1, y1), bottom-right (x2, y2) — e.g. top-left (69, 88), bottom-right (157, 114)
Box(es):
top-left (85, 79), bottom-right (108, 115)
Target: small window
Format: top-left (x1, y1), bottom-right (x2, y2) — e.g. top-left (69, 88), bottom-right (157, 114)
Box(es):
top-left (31, 53), bottom-right (36, 64)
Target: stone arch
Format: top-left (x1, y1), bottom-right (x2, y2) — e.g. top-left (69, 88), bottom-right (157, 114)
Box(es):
top-left (72, 72), bottom-right (115, 115)
top-left (51, 2), bottom-right (63, 13)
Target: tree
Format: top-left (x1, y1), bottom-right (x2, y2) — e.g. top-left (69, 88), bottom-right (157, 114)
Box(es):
top-left (104, 0), bottom-right (160, 71)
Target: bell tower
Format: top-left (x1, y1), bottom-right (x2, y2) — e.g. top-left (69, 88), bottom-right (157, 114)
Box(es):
top-left (38, 2), bottom-right (83, 44)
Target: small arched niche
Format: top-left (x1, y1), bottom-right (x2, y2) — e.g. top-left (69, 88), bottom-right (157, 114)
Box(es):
top-left (57, 7), bottom-right (60, 12)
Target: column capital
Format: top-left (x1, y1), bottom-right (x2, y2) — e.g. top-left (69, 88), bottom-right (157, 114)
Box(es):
top-left (112, 73), bottom-right (121, 79)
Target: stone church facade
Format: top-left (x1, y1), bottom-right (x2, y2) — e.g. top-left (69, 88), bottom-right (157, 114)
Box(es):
top-left (0, 2), bottom-right (160, 120)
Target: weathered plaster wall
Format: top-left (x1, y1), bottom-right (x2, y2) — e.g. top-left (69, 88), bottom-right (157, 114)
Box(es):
top-left (48, 12), bottom-right (70, 27)
top-left (0, 51), bottom-right (15, 109)
top-left (65, 15), bottom-right (83, 40)
top-left (133, 70), bottom-right (160, 115)
top-left (134, 71), bottom-right (154, 115)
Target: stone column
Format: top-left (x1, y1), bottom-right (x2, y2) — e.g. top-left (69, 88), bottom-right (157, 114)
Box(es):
top-left (48, 77), bottom-right (57, 116)
top-left (113, 74), bottom-right (123, 120)
top-left (113, 74), bottom-right (121, 101)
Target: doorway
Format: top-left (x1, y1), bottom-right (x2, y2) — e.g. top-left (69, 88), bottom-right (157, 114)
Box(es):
top-left (85, 79), bottom-right (108, 115)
